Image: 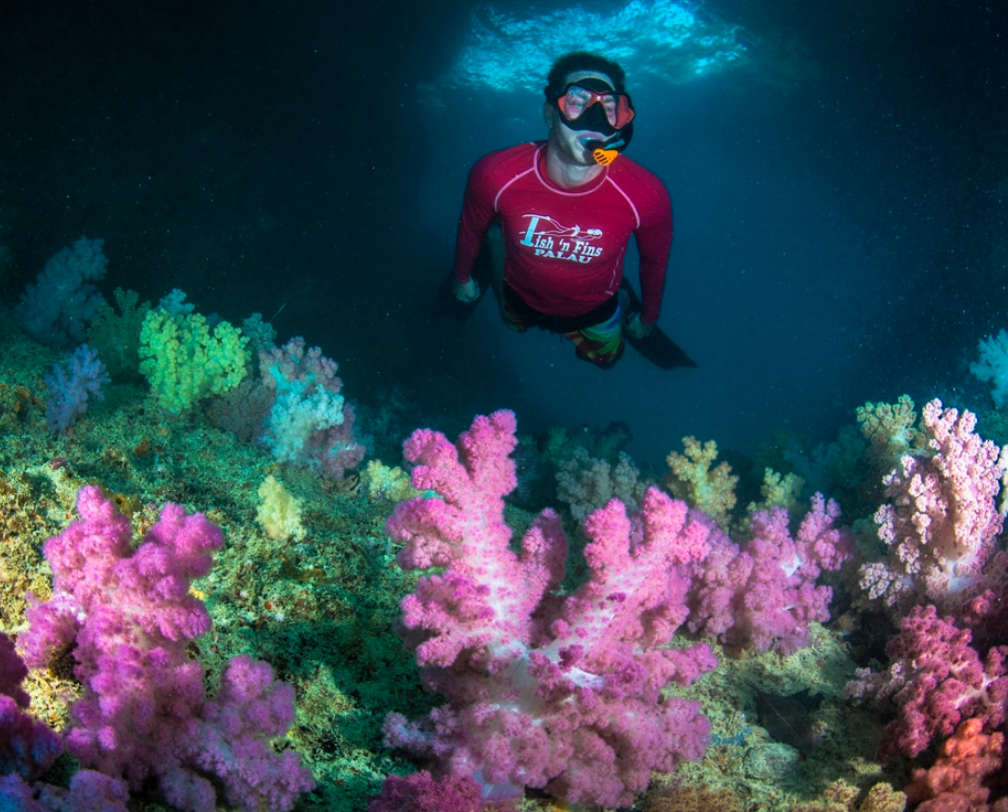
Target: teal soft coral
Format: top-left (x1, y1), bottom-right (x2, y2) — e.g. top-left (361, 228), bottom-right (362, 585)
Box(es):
top-left (139, 305), bottom-right (250, 413)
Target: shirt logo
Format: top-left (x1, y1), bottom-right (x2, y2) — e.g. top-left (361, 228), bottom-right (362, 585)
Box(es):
top-left (519, 214), bottom-right (604, 263)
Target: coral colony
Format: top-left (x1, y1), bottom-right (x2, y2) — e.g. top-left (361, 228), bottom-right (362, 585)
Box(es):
top-left (3, 235), bottom-right (1008, 809)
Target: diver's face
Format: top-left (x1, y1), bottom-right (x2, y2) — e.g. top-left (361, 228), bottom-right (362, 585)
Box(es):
top-left (547, 70), bottom-right (616, 166)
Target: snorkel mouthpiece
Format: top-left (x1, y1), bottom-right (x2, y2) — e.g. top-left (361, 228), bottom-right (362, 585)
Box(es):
top-left (586, 130), bottom-right (631, 165)
top-left (591, 147), bottom-right (619, 166)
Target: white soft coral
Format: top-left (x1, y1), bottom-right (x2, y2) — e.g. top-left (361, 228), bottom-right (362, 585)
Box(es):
top-left (971, 328), bottom-right (1008, 407)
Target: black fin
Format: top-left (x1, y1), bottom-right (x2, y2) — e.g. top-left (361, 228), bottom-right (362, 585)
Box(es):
top-left (620, 280), bottom-right (698, 369)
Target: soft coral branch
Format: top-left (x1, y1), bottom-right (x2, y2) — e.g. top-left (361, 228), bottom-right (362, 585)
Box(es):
top-left (383, 411), bottom-right (716, 808)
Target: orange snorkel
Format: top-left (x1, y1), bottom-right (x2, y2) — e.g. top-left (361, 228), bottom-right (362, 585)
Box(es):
top-left (586, 129), bottom-right (632, 165)
top-left (592, 147), bottom-right (620, 166)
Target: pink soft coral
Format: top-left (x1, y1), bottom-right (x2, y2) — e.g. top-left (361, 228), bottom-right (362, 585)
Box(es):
top-left (845, 604), bottom-right (1008, 762)
top-left (382, 411), bottom-right (716, 809)
top-left (18, 486), bottom-right (314, 811)
top-left (859, 398), bottom-right (1008, 616)
top-left (687, 495), bottom-right (853, 653)
top-left (368, 770), bottom-right (483, 812)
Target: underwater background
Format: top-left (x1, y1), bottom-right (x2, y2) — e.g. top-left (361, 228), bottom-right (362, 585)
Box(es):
top-left (1, 0), bottom-right (1007, 810)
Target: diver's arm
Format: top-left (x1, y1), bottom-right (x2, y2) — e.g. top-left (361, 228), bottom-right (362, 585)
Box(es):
top-left (452, 157), bottom-right (498, 287)
top-left (453, 276), bottom-right (480, 303)
top-left (634, 183), bottom-right (673, 325)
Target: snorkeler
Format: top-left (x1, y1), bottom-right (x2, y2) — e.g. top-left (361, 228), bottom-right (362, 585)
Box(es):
top-left (444, 51), bottom-right (694, 370)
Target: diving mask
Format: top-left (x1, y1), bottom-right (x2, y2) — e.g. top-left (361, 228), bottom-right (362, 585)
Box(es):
top-left (555, 78), bottom-right (635, 165)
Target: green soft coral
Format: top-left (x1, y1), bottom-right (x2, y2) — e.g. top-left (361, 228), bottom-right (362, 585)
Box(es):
top-left (139, 307), bottom-right (250, 413)
top-left (87, 287), bottom-right (151, 379)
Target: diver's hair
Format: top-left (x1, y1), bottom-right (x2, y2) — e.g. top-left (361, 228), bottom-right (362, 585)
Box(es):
top-left (544, 52), bottom-right (627, 101)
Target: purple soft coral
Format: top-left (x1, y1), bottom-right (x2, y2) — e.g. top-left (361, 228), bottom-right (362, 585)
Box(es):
top-left (0, 632), bottom-right (61, 780)
top-left (43, 343), bottom-right (109, 433)
top-left (382, 410), bottom-right (716, 809)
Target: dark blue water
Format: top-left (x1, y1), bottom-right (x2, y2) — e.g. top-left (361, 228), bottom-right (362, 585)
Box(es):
top-left (2, 0), bottom-right (1005, 465)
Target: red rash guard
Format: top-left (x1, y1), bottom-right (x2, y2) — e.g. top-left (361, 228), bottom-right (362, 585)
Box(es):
top-left (453, 141), bottom-right (673, 324)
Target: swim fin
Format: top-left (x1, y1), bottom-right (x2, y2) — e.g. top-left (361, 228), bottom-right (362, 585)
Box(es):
top-left (620, 281), bottom-right (697, 370)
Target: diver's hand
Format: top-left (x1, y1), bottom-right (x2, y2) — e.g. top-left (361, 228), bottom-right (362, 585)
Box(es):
top-left (625, 312), bottom-right (655, 340)
top-left (454, 277), bottom-right (480, 304)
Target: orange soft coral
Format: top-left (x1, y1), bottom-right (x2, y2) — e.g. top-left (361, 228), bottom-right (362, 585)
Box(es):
top-left (905, 717), bottom-right (1007, 811)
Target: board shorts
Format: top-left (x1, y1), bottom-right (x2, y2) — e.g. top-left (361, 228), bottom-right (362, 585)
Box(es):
top-left (481, 222), bottom-right (625, 369)
top-left (499, 283), bottom-right (625, 369)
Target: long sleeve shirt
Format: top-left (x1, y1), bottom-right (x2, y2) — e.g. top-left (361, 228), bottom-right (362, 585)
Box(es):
top-left (453, 141), bottom-right (673, 324)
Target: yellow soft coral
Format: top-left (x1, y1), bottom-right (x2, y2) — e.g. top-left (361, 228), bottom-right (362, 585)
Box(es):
top-left (361, 459), bottom-right (419, 502)
top-left (856, 394), bottom-right (921, 473)
top-left (746, 467), bottom-right (805, 518)
top-left (256, 475), bottom-right (306, 541)
top-left (665, 436), bottom-right (737, 527)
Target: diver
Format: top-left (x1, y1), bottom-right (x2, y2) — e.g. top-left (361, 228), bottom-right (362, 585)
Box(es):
top-left (446, 51), bottom-right (694, 370)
